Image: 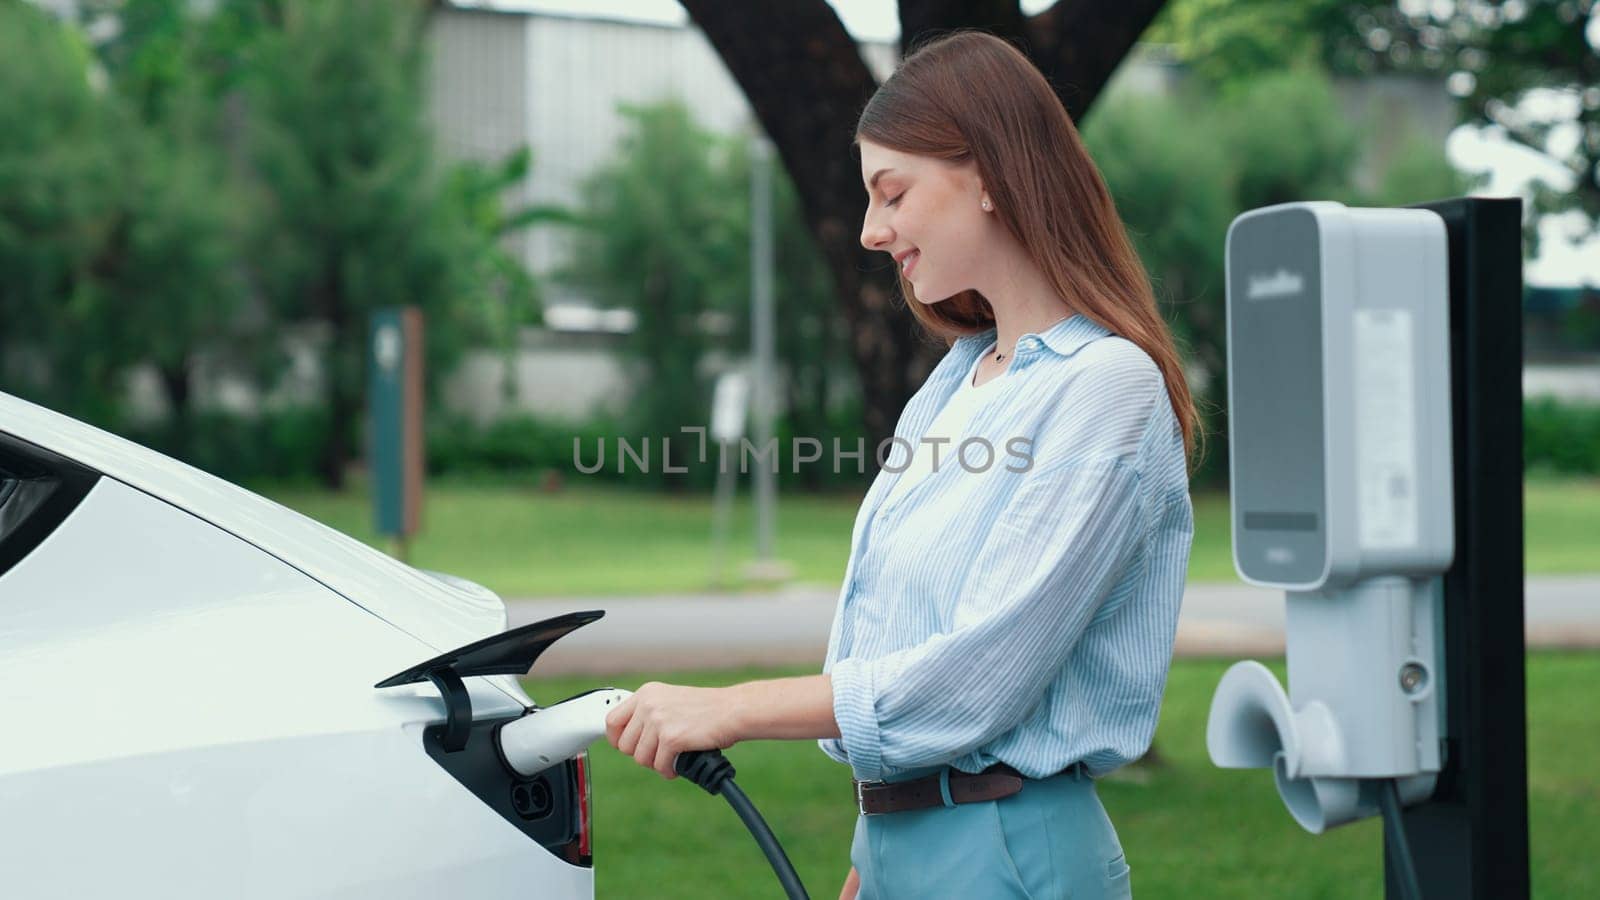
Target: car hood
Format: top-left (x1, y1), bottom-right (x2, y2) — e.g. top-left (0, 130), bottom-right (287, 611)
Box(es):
top-left (0, 391), bottom-right (505, 654)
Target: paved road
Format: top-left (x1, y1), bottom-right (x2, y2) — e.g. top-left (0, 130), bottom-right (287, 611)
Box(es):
top-left (507, 576), bottom-right (1599, 676)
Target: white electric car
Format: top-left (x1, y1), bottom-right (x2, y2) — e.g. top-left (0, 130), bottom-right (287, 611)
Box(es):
top-left (0, 390), bottom-right (597, 899)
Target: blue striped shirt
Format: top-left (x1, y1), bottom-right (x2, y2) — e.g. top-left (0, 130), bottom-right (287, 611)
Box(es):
top-left (819, 313), bottom-right (1194, 783)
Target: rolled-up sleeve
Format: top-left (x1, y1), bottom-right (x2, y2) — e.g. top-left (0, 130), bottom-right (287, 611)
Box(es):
top-left (829, 455), bottom-right (1146, 781)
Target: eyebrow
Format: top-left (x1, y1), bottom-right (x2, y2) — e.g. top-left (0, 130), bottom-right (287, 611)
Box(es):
top-left (866, 168), bottom-right (896, 192)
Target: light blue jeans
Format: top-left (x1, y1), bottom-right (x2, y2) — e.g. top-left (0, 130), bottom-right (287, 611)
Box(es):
top-left (850, 765), bottom-right (1132, 899)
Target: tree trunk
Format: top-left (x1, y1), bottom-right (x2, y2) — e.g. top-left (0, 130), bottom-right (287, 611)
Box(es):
top-left (156, 360), bottom-right (193, 462)
top-left (322, 374), bottom-right (354, 492)
top-left (317, 260), bottom-right (351, 491)
top-left (679, 0), bottom-right (1168, 463)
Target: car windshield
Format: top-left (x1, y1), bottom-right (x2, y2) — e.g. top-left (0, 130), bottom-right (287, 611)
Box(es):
top-left (0, 439), bottom-right (96, 577)
top-left (0, 468), bottom-right (53, 544)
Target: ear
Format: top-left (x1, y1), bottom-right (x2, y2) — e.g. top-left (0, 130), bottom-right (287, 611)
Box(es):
top-left (966, 167), bottom-right (992, 212)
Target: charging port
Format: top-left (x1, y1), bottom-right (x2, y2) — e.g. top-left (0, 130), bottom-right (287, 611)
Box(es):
top-left (510, 777), bottom-right (553, 821)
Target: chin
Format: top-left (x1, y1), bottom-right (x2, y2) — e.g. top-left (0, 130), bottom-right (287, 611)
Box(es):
top-left (911, 284), bottom-right (958, 305)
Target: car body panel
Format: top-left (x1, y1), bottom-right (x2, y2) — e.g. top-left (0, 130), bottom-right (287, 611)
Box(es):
top-left (0, 391), bottom-right (593, 898)
top-left (0, 391), bottom-right (505, 655)
top-left (0, 476), bottom-right (590, 897)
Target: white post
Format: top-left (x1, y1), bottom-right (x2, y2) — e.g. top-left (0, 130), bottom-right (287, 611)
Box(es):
top-left (750, 135), bottom-right (777, 567)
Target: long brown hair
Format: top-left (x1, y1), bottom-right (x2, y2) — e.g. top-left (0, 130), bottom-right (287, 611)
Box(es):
top-left (856, 31), bottom-right (1203, 471)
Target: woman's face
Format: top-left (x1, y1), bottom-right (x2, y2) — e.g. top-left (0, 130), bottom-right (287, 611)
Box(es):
top-left (858, 140), bottom-right (991, 305)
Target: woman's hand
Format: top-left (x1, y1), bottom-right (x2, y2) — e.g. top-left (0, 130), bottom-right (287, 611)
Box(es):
top-left (603, 681), bottom-right (741, 779)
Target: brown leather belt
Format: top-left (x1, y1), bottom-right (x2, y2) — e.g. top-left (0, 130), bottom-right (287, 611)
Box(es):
top-left (853, 762), bottom-right (1086, 816)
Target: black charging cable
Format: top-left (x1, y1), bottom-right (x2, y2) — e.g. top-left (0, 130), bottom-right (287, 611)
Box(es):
top-left (1377, 779), bottom-right (1422, 900)
top-left (675, 749), bottom-right (810, 900)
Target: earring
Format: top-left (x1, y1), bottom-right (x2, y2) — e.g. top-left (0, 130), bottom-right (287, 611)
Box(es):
top-left (981, 199), bottom-right (992, 211)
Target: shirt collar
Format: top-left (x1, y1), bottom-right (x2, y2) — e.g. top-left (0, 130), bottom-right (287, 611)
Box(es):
top-left (952, 312), bottom-right (1111, 363)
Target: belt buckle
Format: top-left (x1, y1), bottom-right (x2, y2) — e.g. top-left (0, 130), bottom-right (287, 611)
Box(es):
top-left (854, 779), bottom-right (882, 816)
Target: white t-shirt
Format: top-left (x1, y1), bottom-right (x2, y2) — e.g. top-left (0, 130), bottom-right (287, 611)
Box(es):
top-left (883, 344), bottom-right (1006, 506)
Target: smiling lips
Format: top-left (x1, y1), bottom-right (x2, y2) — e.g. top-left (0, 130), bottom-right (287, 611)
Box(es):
top-left (895, 248), bottom-right (920, 278)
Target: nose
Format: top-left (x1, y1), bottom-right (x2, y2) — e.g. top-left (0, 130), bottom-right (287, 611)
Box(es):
top-left (860, 211), bottom-right (892, 252)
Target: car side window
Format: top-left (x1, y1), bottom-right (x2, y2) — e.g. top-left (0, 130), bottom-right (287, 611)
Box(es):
top-left (0, 434), bottom-right (99, 579)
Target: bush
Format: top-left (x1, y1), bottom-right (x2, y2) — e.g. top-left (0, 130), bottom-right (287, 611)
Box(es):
top-left (123, 408), bottom-right (329, 484)
top-left (427, 413), bottom-right (631, 482)
top-left (425, 406), bottom-right (877, 494)
top-left (120, 395), bottom-right (1595, 490)
top-left (1525, 397), bottom-right (1600, 476)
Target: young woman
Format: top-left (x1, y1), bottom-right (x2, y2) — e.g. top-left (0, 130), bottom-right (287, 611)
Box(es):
top-left (604, 31), bottom-right (1199, 899)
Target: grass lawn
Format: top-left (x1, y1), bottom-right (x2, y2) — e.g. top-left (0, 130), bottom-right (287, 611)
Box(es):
top-left (524, 651), bottom-right (1599, 899)
top-left (260, 473), bottom-right (1600, 596)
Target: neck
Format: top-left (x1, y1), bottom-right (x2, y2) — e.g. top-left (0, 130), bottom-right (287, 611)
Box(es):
top-left (976, 250), bottom-right (1074, 357)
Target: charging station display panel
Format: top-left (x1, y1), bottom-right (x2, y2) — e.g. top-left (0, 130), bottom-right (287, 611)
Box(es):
top-left (1228, 208), bottom-right (1328, 586)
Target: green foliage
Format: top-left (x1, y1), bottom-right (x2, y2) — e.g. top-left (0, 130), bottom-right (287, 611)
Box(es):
top-left (1525, 397), bottom-right (1600, 476)
top-left (1083, 89), bottom-right (1234, 374)
top-left (440, 147), bottom-right (574, 403)
top-left (0, 0), bottom-right (248, 437)
top-left (0, 1), bottom-right (121, 418)
top-left (88, 115), bottom-right (249, 445)
top-left (0, 0), bottom-right (562, 487)
top-left (561, 101), bottom-right (747, 484)
top-left (443, 151), bottom-right (544, 350)
top-left (426, 413), bottom-right (641, 484)
top-left (1363, 131), bottom-right (1482, 208)
top-left (1430, 1), bottom-right (1599, 240)
top-left (1215, 70), bottom-right (1364, 211)
top-left (1084, 67), bottom-right (1468, 486)
top-left (124, 407), bottom-right (329, 484)
top-left (1154, 0), bottom-right (1600, 246)
top-left (1148, 0), bottom-right (1335, 89)
top-left (242, 0), bottom-right (486, 485)
top-left (90, 3), bottom-right (252, 448)
top-left (562, 102), bottom-right (860, 490)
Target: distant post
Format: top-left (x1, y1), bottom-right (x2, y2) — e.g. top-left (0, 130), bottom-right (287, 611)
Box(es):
top-left (370, 306), bottom-right (425, 561)
top-left (709, 370), bottom-right (749, 588)
top-left (750, 135), bottom-right (777, 564)
top-left (744, 135), bottom-right (793, 583)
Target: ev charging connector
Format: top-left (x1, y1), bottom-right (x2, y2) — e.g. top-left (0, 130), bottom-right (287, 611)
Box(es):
top-left (498, 688), bottom-right (632, 775)
top-left (378, 612), bottom-right (812, 899)
top-left (1206, 201), bottom-right (1453, 838)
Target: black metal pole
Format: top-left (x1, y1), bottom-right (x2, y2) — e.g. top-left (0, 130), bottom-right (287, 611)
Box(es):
top-left (1394, 197), bottom-right (1529, 899)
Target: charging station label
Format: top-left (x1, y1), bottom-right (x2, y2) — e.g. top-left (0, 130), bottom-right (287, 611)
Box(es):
top-left (1355, 309), bottom-right (1419, 549)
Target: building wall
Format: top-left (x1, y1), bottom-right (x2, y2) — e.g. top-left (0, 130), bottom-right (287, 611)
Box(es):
top-left (426, 9), bottom-right (538, 269)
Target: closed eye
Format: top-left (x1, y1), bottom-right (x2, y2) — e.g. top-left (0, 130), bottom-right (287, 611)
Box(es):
top-left (886, 192), bottom-right (905, 207)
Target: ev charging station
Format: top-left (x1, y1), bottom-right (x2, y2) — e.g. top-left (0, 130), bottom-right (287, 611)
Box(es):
top-left (1206, 198), bottom-right (1529, 899)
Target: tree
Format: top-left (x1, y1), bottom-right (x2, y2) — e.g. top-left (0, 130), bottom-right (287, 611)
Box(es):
top-left (1083, 67), bottom-right (1472, 485)
top-left (561, 102), bottom-right (748, 489)
top-left (1160, 0), bottom-right (1599, 251)
top-left (1146, 0), bottom-right (1376, 90)
top-left (79, 0), bottom-right (251, 454)
top-left (1081, 88), bottom-right (1234, 408)
top-left (0, 0), bottom-right (120, 419)
top-left (1415, 0), bottom-right (1598, 251)
top-left (243, 0), bottom-right (479, 488)
top-left (441, 146), bottom-right (571, 404)
top-left (677, 0), bottom-right (1171, 455)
